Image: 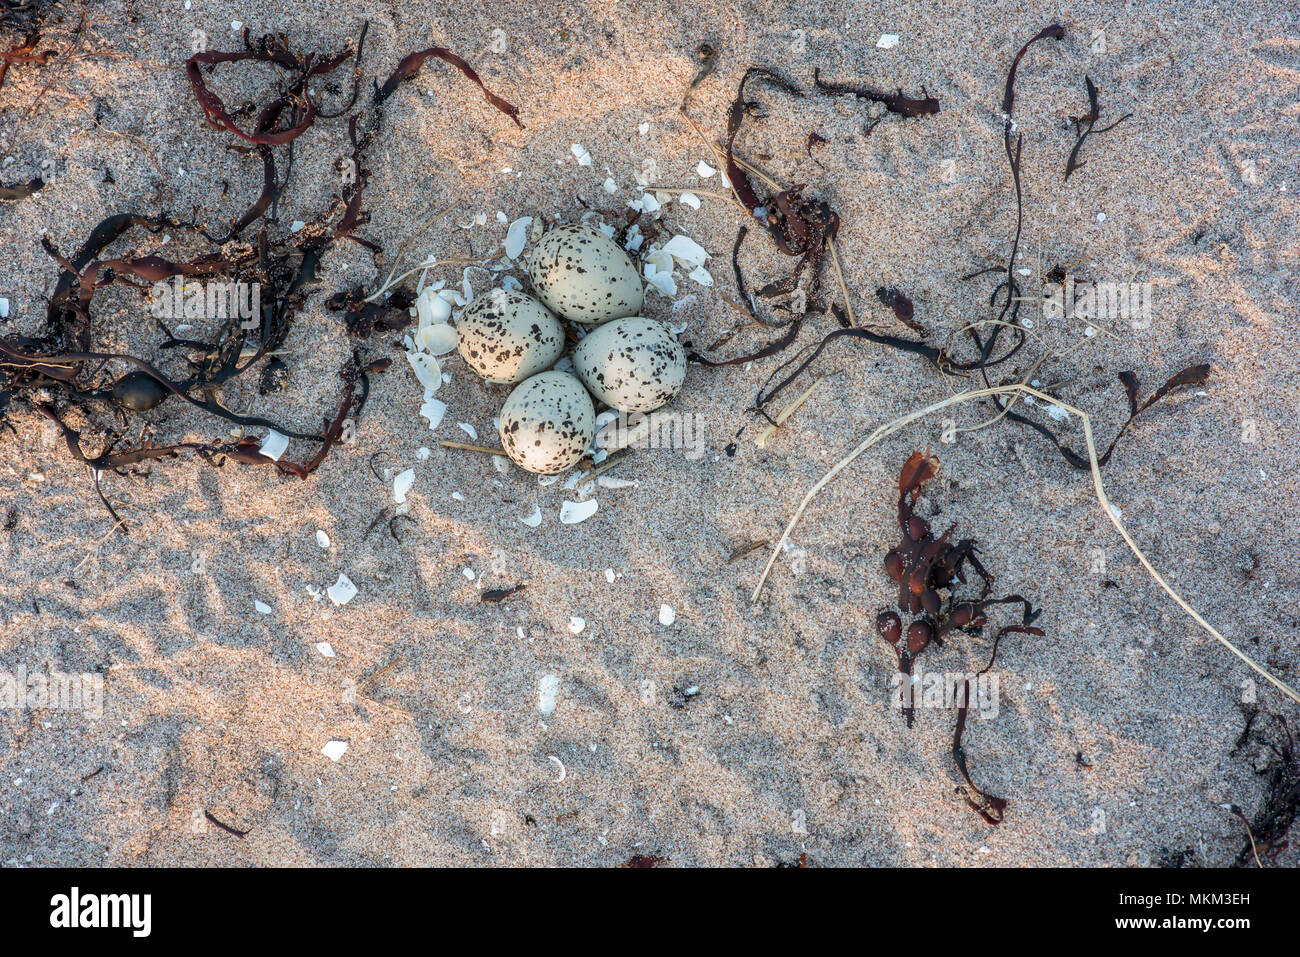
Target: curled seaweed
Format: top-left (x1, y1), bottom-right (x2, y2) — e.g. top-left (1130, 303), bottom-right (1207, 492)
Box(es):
top-left (952, 624), bottom-right (1043, 824)
top-left (1232, 713), bottom-right (1299, 866)
top-left (184, 31), bottom-right (357, 146)
top-left (755, 304), bottom-right (992, 414)
top-left (720, 68), bottom-right (840, 305)
top-left (375, 46), bottom-right (523, 127)
top-left (203, 810), bottom-right (250, 838)
top-left (706, 27), bottom-right (1067, 417)
top-left (723, 67), bottom-right (802, 213)
top-left (676, 56), bottom-right (844, 372)
top-left (961, 25), bottom-right (1064, 371)
top-left (680, 41), bottom-right (716, 112)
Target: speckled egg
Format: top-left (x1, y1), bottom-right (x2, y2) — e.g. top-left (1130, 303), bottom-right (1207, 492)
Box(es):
top-left (498, 371), bottom-right (596, 474)
top-left (456, 289), bottom-right (565, 384)
top-left (571, 317), bottom-right (687, 413)
top-left (526, 224), bottom-right (643, 325)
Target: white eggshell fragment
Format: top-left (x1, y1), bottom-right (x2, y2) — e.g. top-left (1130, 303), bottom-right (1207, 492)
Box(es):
top-left (571, 317), bottom-right (687, 413)
top-left (526, 224), bottom-right (644, 325)
top-left (456, 290), bottom-right (565, 384)
top-left (559, 499), bottom-right (599, 524)
top-left (327, 574), bottom-right (357, 606)
top-left (321, 740), bottom-right (348, 761)
top-left (415, 321), bottom-right (458, 356)
top-left (498, 371), bottom-right (596, 474)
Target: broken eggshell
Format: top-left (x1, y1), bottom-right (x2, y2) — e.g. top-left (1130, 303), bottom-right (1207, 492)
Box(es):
top-left (498, 371), bottom-right (596, 474)
top-left (526, 224), bottom-right (643, 325)
top-left (571, 316), bottom-right (687, 413)
top-left (456, 289), bottom-right (565, 384)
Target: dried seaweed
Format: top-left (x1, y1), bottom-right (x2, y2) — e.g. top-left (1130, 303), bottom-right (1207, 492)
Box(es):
top-left (686, 318), bottom-right (802, 368)
top-left (0, 173), bottom-right (40, 199)
top-left (718, 69), bottom-right (841, 312)
top-left (2, 26), bottom-right (510, 530)
top-left (680, 42), bottom-right (716, 113)
top-left (875, 286), bottom-right (922, 334)
top-left (726, 539), bottom-right (769, 563)
top-left (184, 31), bottom-right (357, 147)
top-left (952, 624), bottom-right (1041, 824)
top-left (1232, 713), bottom-right (1299, 866)
top-left (325, 286), bottom-right (414, 338)
top-left (1002, 25), bottom-right (1065, 116)
top-left (699, 29), bottom-right (1061, 414)
top-left (203, 810), bottom-right (250, 838)
top-left (693, 49), bottom-right (995, 425)
top-left (755, 305), bottom-right (990, 414)
top-left (375, 46), bottom-right (523, 127)
top-left (0, 0), bottom-right (43, 32)
top-left (961, 25), bottom-right (1064, 373)
top-left (481, 584), bottom-right (526, 603)
top-left (728, 225), bottom-right (760, 323)
top-left (0, 21), bottom-right (57, 202)
top-left (876, 451), bottom-right (1040, 667)
top-left (0, 26), bottom-right (51, 92)
top-left (999, 363), bottom-right (1210, 470)
top-left (811, 68), bottom-right (939, 117)
top-left (675, 54), bottom-right (852, 379)
top-left (1064, 76), bottom-right (1131, 180)
top-left (723, 67), bottom-right (800, 213)
top-left (805, 130), bottom-right (828, 165)
top-left (874, 452), bottom-right (1042, 821)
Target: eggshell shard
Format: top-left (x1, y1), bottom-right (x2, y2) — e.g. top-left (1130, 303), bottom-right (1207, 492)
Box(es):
top-left (457, 290), bottom-right (565, 384)
top-left (526, 224), bottom-right (644, 325)
top-left (571, 317), bottom-right (687, 413)
top-left (498, 371), bottom-right (596, 474)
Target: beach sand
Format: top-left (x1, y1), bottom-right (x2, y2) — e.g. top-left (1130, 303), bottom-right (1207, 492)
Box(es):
top-left (1, 0), bottom-right (1297, 866)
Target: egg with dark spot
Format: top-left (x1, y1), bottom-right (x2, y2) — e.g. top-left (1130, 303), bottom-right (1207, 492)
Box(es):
top-left (498, 371), bottom-right (595, 474)
top-left (526, 224), bottom-right (643, 325)
top-left (457, 289), bottom-right (565, 384)
top-left (571, 317), bottom-right (686, 413)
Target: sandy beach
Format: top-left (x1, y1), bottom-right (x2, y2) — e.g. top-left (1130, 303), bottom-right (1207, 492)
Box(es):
top-left (1, 0), bottom-right (1297, 866)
